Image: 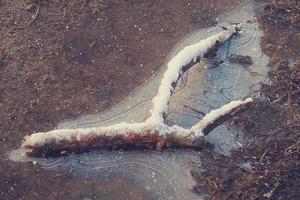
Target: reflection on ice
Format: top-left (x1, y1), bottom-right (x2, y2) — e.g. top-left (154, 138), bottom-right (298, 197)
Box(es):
top-left (31, 149), bottom-right (202, 200)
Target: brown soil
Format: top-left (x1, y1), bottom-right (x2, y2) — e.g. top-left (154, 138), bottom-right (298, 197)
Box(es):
top-left (0, 0), bottom-right (245, 199)
top-left (193, 1), bottom-right (300, 199)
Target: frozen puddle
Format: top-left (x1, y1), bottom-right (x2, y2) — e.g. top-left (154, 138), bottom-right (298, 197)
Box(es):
top-left (58, 2), bottom-right (267, 132)
top-left (166, 2), bottom-right (269, 155)
top-left (14, 1), bottom-right (269, 200)
top-left (57, 1), bottom-right (268, 155)
top-left (24, 149), bottom-right (201, 200)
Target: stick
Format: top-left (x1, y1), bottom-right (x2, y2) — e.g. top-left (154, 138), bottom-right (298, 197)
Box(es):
top-left (28, 4), bottom-right (40, 26)
top-left (22, 26), bottom-right (250, 157)
top-left (23, 123), bottom-right (208, 157)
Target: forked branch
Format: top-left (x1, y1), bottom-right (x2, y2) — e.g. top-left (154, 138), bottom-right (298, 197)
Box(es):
top-left (22, 25), bottom-right (252, 157)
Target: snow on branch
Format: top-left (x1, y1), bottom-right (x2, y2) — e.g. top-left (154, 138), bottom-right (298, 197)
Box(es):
top-left (23, 123), bottom-right (208, 156)
top-left (190, 98), bottom-right (253, 137)
top-left (146, 26), bottom-right (238, 124)
top-left (21, 25), bottom-right (252, 157)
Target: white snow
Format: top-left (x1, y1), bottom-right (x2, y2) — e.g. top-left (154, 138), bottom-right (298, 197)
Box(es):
top-left (190, 98), bottom-right (253, 136)
top-left (146, 26), bottom-right (237, 124)
top-left (22, 26), bottom-right (250, 150)
top-left (23, 122), bottom-right (190, 147)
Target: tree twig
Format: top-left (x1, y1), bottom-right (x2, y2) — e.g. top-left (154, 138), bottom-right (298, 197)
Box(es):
top-left (28, 3), bottom-right (40, 26)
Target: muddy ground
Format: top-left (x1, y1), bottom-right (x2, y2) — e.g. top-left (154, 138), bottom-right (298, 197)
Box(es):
top-left (193, 0), bottom-right (300, 199)
top-left (0, 0), bottom-right (299, 199)
top-left (0, 0), bottom-right (247, 199)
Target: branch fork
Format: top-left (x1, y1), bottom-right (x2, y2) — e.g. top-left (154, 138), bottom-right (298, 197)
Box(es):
top-left (22, 25), bottom-right (253, 157)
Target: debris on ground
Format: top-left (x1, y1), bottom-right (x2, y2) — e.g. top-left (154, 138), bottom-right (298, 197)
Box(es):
top-left (193, 1), bottom-right (300, 199)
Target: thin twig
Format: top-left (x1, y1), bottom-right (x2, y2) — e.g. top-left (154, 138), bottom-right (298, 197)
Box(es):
top-left (28, 3), bottom-right (40, 26)
top-left (259, 146), bottom-right (272, 163)
top-left (183, 104), bottom-right (205, 116)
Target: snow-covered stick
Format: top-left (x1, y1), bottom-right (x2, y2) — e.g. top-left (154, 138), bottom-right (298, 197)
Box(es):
top-left (146, 26), bottom-right (239, 124)
top-left (21, 26), bottom-right (248, 157)
top-left (23, 123), bottom-right (208, 157)
top-left (23, 97), bottom-right (252, 157)
top-left (190, 98), bottom-right (253, 136)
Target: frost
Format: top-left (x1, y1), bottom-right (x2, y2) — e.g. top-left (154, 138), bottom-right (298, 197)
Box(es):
top-left (21, 26), bottom-right (253, 154)
top-left (146, 26), bottom-right (237, 124)
top-left (190, 98), bottom-right (253, 136)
